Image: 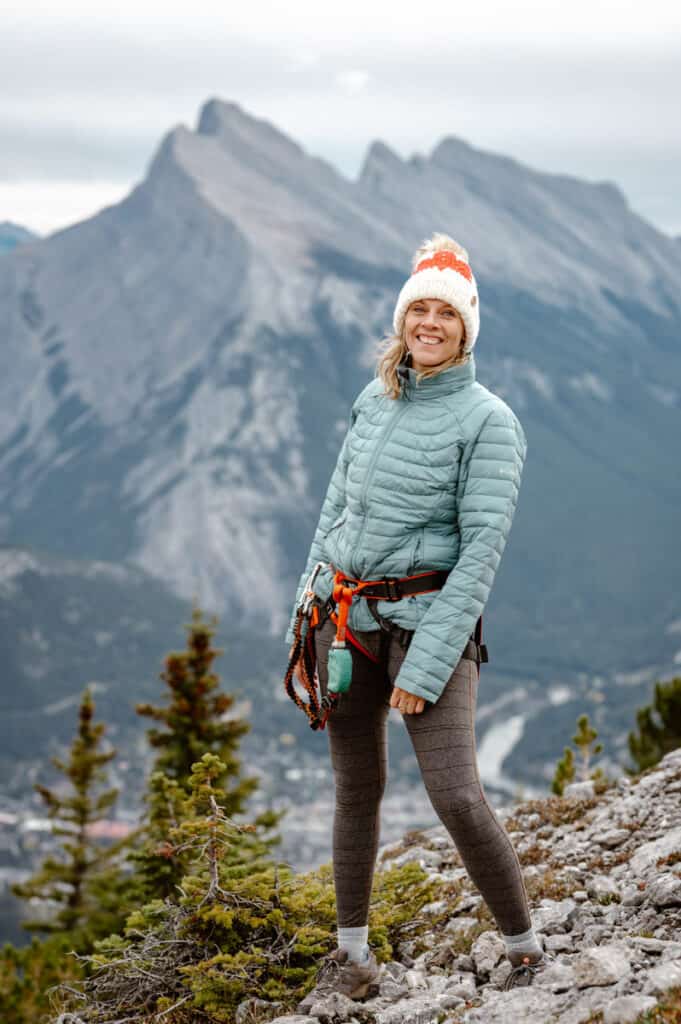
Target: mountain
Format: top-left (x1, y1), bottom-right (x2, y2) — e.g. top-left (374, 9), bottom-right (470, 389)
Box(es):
top-left (0, 545), bottom-right (301, 798)
top-left (0, 222), bottom-right (37, 253)
top-left (1, 96), bottom-right (680, 821)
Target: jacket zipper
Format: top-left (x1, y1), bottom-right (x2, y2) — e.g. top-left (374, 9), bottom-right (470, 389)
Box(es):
top-left (354, 402), bottom-right (411, 573)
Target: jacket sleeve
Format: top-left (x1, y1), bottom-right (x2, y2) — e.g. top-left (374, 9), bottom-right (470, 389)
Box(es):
top-left (392, 404), bottom-right (528, 703)
top-left (284, 404), bottom-right (357, 647)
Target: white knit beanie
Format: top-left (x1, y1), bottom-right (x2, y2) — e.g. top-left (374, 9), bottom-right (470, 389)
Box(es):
top-left (392, 233), bottom-right (480, 352)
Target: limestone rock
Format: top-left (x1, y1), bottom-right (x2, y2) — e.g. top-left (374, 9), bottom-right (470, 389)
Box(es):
top-left (630, 826), bottom-right (681, 875)
top-left (647, 872), bottom-right (681, 908)
top-left (389, 846), bottom-right (444, 870)
top-left (372, 992), bottom-right (447, 1023)
top-left (470, 930), bottom-right (506, 976)
top-left (587, 874), bottom-right (620, 901)
top-left (573, 945), bottom-right (631, 987)
top-left (236, 998), bottom-right (285, 1023)
top-left (563, 780), bottom-right (595, 799)
top-left (444, 972), bottom-right (477, 1000)
top-left (603, 994), bottom-right (658, 1024)
top-left (532, 897), bottom-right (578, 933)
top-left (444, 914), bottom-right (478, 935)
top-left (643, 958), bottom-right (681, 995)
top-left (598, 828), bottom-right (632, 848)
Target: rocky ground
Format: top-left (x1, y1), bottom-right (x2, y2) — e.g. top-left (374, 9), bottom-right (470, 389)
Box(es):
top-left (239, 747), bottom-right (681, 1024)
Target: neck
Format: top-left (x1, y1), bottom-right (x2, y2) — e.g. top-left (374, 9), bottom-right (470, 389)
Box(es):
top-left (397, 352), bottom-right (476, 399)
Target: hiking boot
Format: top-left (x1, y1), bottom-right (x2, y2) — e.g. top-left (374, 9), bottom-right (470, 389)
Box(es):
top-left (503, 949), bottom-right (556, 990)
top-left (296, 947), bottom-right (380, 1014)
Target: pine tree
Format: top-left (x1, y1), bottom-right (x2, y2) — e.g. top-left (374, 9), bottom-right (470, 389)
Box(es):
top-left (551, 713), bottom-right (605, 796)
top-left (551, 746), bottom-right (575, 796)
top-left (628, 675), bottom-right (681, 773)
top-left (573, 713), bottom-right (603, 782)
top-left (0, 936), bottom-right (82, 1024)
top-left (131, 604), bottom-right (284, 901)
top-left (55, 753), bottom-right (444, 1023)
top-left (11, 689), bottom-right (125, 947)
top-left (136, 603), bottom-right (257, 807)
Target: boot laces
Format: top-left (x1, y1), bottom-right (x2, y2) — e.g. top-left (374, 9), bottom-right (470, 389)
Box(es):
top-left (503, 952), bottom-right (548, 990)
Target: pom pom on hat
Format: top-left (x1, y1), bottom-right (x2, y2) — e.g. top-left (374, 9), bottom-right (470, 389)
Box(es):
top-left (393, 233), bottom-right (480, 352)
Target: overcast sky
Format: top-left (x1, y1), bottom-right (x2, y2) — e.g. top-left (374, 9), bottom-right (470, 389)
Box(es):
top-left (1, 0), bottom-right (680, 237)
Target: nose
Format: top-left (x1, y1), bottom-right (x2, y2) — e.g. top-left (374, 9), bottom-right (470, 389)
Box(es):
top-left (419, 308), bottom-right (438, 328)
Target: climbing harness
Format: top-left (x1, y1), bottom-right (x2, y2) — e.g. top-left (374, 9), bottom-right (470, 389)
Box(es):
top-left (284, 561), bottom-right (488, 730)
top-left (326, 567), bottom-right (451, 695)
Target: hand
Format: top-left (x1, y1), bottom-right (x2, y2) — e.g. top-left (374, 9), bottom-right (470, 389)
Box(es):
top-left (390, 686), bottom-right (426, 715)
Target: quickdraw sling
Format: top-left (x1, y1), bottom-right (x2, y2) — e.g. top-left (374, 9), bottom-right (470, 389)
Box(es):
top-left (283, 561), bottom-right (488, 730)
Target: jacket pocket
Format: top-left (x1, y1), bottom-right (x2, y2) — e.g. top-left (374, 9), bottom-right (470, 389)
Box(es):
top-left (324, 509), bottom-right (348, 538)
top-left (322, 509), bottom-right (349, 567)
top-left (410, 527), bottom-right (425, 573)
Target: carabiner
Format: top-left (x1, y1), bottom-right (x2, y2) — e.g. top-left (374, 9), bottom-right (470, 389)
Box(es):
top-left (299, 560), bottom-right (326, 616)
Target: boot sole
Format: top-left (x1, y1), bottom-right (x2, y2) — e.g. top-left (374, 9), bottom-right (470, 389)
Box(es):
top-left (297, 972), bottom-right (380, 1011)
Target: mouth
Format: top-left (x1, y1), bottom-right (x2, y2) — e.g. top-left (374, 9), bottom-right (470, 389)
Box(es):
top-left (416, 334), bottom-right (444, 347)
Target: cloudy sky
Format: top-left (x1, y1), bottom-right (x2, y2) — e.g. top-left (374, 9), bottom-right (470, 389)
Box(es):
top-left (1, 0), bottom-right (680, 237)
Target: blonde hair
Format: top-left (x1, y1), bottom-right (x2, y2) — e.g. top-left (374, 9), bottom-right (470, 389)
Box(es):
top-left (377, 231), bottom-right (471, 400)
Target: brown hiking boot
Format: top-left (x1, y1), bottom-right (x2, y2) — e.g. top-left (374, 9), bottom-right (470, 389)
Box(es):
top-left (296, 947), bottom-right (380, 1014)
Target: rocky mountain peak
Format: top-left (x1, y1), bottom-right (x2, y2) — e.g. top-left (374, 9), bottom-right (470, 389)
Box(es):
top-left (358, 140), bottom-right (407, 190)
top-left (196, 97), bottom-right (308, 168)
top-left (0, 221), bottom-right (38, 252)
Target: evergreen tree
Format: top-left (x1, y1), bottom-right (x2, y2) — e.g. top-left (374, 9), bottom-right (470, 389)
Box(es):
top-left (628, 675), bottom-right (681, 773)
top-left (0, 936), bottom-right (82, 1024)
top-left (551, 746), bottom-right (575, 796)
top-left (131, 604), bottom-right (284, 901)
top-left (551, 713), bottom-right (605, 796)
top-left (572, 713), bottom-right (603, 782)
top-left (11, 688), bottom-right (125, 948)
top-left (136, 603), bottom-right (257, 807)
top-left (55, 753), bottom-right (443, 1023)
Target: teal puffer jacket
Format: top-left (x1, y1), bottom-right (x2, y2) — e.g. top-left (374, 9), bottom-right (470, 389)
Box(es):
top-left (285, 353), bottom-right (527, 704)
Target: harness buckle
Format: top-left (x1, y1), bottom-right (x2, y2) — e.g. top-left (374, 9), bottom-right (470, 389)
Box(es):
top-left (383, 577), bottom-right (403, 602)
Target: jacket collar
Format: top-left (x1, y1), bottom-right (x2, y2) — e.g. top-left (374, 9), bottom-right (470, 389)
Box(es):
top-left (397, 352), bottom-right (476, 400)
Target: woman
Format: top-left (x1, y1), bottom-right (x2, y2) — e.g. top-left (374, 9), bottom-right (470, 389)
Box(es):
top-left (286, 233), bottom-right (552, 1007)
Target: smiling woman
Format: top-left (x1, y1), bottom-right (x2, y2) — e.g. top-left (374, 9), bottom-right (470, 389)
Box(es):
top-left (285, 230), bottom-right (549, 1002)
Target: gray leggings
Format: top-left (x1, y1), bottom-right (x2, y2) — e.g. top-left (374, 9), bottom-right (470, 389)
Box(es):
top-left (314, 615), bottom-right (532, 935)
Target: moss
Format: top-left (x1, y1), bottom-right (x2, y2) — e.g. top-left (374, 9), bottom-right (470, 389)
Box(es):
top-left (632, 984), bottom-right (681, 1022)
top-left (505, 794), bottom-right (599, 832)
top-left (584, 848), bottom-right (633, 871)
top-left (657, 851), bottom-right (681, 870)
top-left (517, 843), bottom-right (550, 866)
top-left (524, 868), bottom-right (580, 903)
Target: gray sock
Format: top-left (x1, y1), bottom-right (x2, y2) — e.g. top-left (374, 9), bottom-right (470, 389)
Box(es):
top-left (501, 926), bottom-right (543, 959)
top-left (337, 925), bottom-right (369, 963)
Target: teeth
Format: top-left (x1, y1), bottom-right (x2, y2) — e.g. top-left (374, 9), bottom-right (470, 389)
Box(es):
top-left (417, 335), bottom-right (442, 346)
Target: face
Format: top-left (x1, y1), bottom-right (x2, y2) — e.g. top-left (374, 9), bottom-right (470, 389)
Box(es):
top-left (404, 298), bottom-right (466, 373)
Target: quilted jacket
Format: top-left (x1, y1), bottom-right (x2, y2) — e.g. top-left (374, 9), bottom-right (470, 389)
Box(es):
top-left (285, 352), bottom-right (527, 704)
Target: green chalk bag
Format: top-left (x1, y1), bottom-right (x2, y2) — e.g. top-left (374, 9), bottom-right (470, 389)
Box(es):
top-left (327, 642), bottom-right (353, 694)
